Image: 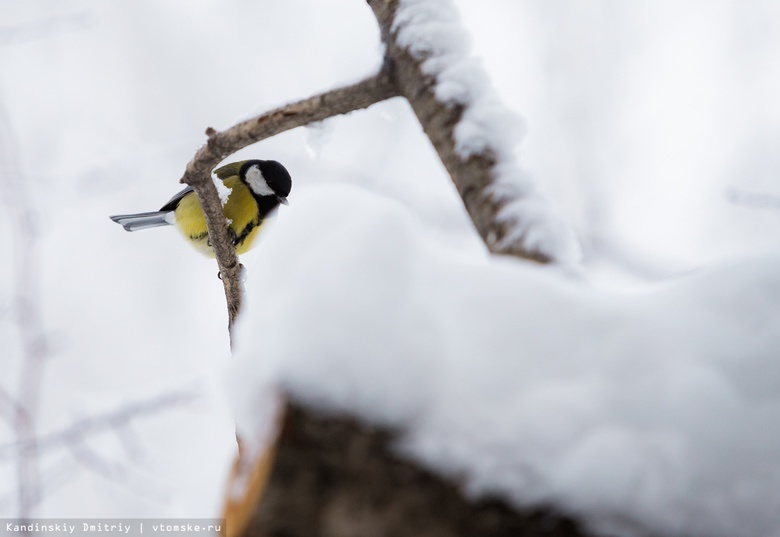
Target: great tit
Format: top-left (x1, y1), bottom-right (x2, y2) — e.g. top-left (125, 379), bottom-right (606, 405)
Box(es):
top-left (110, 159), bottom-right (291, 256)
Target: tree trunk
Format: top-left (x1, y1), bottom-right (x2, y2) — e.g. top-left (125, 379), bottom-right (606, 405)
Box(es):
top-left (239, 402), bottom-right (590, 537)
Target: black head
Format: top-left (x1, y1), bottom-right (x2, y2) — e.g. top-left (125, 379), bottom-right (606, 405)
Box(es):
top-left (239, 160), bottom-right (292, 203)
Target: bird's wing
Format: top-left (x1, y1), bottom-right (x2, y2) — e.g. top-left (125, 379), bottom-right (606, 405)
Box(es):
top-left (214, 161), bottom-right (248, 180)
top-left (159, 185), bottom-right (194, 212)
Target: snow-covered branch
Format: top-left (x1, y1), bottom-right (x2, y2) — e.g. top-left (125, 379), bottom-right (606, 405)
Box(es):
top-left (238, 402), bottom-right (588, 537)
top-left (368, 0), bottom-right (580, 264)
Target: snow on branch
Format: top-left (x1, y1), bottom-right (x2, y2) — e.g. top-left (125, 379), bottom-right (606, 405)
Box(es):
top-left (369, 0), bottom-right (580, 264)
top-left (238, 402), bottom-right (587, 537)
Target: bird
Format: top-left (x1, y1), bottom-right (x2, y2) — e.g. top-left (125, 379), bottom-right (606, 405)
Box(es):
top-left (110, 159), bottom-right (291, 257)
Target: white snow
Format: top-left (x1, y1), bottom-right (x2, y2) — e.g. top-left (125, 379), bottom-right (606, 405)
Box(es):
top-left (393, 0), bottom-right (582, 264)
top-left (230, 184), bottom-right (780, 537)
top-left (212, 173), bottom-right (233, 206)
top-left (304, 119), bottom-right (337, 159)
top-left (3, 0), bottom-right (780, 529)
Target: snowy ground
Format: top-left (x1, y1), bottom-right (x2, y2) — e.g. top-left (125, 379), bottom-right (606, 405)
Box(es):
top-left (1, 1), bottom-right (780, 536)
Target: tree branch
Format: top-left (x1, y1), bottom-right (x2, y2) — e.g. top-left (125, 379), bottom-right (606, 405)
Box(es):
top-left (0, 100), bottom-right (46, 523)
top-left (727, 187), bottom-right (780, 211)
top-left (0, 386), bottom-right (22, 425)
top-left (240, 401), bottom-right (588, 537)
top-left (0, 390), bottom-right (196, 459)
top-left (180, 71), bottom-right (399, 339)
top-left (367, 0), bottom-right (576, 264)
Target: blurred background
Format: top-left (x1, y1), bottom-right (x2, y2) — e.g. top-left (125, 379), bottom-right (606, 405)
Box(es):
top-left (1, 0), bottom-right (779, 519)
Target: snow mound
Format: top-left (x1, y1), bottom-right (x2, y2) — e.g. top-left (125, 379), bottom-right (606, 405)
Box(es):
top-left (230, 184), bottom-right (780, 537)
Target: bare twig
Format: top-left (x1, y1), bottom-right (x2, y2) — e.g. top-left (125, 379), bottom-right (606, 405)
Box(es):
top-left (0, 457), bottom-right (79, 514)
top-left (0, 390), bottom-right (197, 459)
top-left (180, 71), bottom-right (398, 341)
top-left (0, 101), bottom-right (45, 522)
top-left (67, 440), bottom-right (133, 483)
top-left (1, 12), bottom-right (95, 515)
top-left (65, 438), bottom-right (171, 504)
top-left (112, 421), bottom-right (146, 463)
top-left (0, 389), bottom-right (192, 515)
top-left (64, 438), bottom-right (170, 503)
top-left (0, 386), bottom-right (22, 425)
top-left (727, 188), bottom-right (780, 212)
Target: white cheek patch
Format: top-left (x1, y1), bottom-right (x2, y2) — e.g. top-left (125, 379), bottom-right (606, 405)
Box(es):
top-left (245, 165), bottom-right (275, 197)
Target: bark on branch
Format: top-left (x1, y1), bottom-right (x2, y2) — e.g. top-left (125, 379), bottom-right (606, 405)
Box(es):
top-left (239, 401), bottom-right (588, 537)
top-left (367, 0), bottom-right (565, 264)
top-left (180, 71), bottom-right (398, 337)
top-left (0, 390), bottom-right (196, 459)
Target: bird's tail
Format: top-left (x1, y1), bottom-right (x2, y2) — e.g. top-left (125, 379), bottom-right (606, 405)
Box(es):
top-left (109, 211), bottom-right (172, 232)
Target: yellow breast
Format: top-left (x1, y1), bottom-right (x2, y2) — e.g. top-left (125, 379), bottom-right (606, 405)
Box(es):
top-left (173, 176), bottom-right (266, 257)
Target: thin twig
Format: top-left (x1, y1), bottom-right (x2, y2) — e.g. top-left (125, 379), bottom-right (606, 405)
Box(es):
top-left (180, 70), bottom-right (399, 342)
top-left (0, 100), bottom-right (44, 522)
top-left (112, 421), bottom-right (146, 463)
top-left (0, 457), bottom-right (78, 514)
top-left (0, 386), bottom-right (22, 425)
top-left (67, 440), bottom-right (132, 483)
top-left (727, 188), bottom-right (780, 211)
top-left (67, 439), bottom-right (171, 504)
top-left (0, 390), bottom-right (197, 459)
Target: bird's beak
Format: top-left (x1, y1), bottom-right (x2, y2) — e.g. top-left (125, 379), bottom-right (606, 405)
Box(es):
top-left (278, 197), bottom-right (289, 206)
